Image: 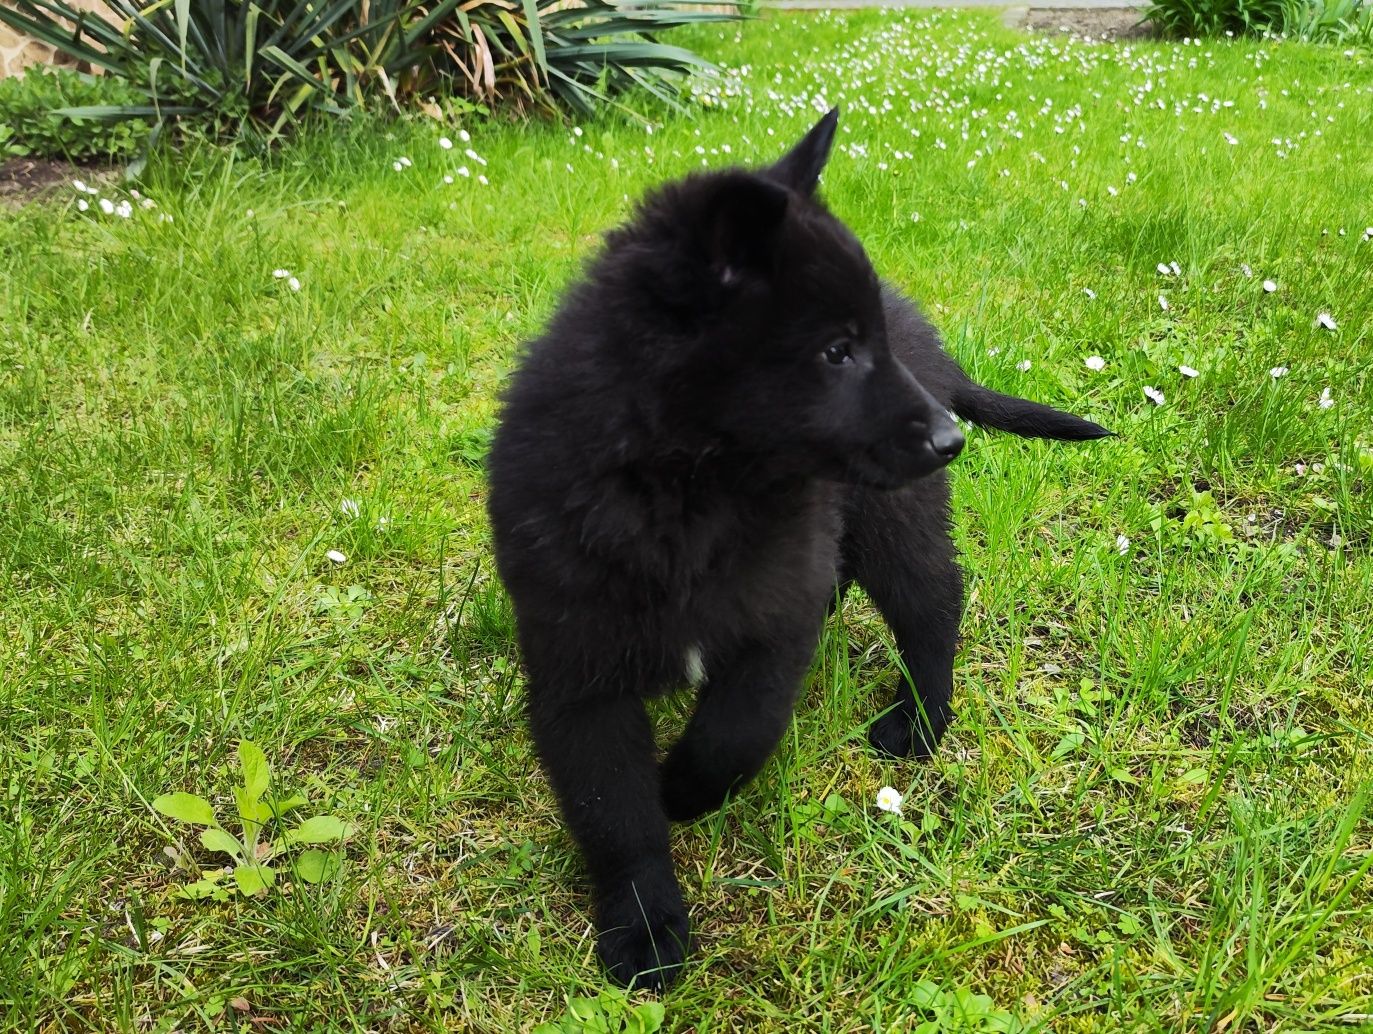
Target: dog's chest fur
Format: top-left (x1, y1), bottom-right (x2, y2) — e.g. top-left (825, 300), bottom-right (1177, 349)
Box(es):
top-left (620, 467), bottom-right (843, 690)
top-left (582, 458), bottom-right (843, 616)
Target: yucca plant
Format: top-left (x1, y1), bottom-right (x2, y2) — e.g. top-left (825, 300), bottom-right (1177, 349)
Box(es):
top-left (0, 0), bottom-right (465, 138)
top-left (1285, 0), bottom-right (1373, 43)
top-left (1144, 0), bottom-right (1371, 41)
top-left (435, 0), bottom-right (744, 117)
top-left (1143, 0), bottom-right (1289, 37)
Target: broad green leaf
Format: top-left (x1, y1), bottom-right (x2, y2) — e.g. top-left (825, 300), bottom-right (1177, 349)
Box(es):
top-left (237, 739), bottom-right (270, 804)
top-left (176, 877), bottom-right (230, 901)
top-left (233, 864), bottom-right (276, 896)
top-left (269, 793), bottom-right (309, 818)
top-left (284, 815), bottom-right (352, 845)
top-left (153, 792), bottom-right (218, 826)
top-left (567, 998), bottom-right (601, 1022)
top-left (634, 1002), bottom-right (665, 1031)
top-left (911, 980), bottom-right (943, 1010)
top-left (292, 849), bottom-right (341, 883)
top-left (1050, 731), bottom-right (1086, 759)
top-left (200, 827), bottom-right (244, 859)
top-left (234, 786), bottom-right (273, 827)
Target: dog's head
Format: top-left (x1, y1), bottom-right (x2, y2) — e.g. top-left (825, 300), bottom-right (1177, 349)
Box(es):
top-left (615, 109), bottom-right (962, 488)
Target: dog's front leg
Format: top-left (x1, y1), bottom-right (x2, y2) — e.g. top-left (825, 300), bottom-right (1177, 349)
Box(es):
top-left (661, 633), bottom-right (817, 823)
top-left (526, 687), bottom-right (688, 989)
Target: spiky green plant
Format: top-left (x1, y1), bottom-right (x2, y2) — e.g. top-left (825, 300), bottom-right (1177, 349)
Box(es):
top-left (435, 0), bottom-right (743, 116)
top-left (0, 0), bottom-right (744, 139)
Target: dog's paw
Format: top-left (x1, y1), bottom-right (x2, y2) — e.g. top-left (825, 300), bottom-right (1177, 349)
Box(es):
top-left (661, 750), bottom-right (731, 823)
top-left (868, 711), bottom-right (937, 760)
top-left (597, 885), bottom-right (690, 990)
top-left (661, 771), bottom-right (725, 824)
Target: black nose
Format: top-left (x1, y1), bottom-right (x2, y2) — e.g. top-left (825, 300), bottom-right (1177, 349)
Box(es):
top-left (929, 419), bottom-right (965, 460)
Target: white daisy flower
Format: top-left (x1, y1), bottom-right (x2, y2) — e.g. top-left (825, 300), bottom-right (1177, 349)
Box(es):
top-left (1179, 365), bottom-right (1199, 378)
top-left (1262, 279), bottom-right (1277, 293)
top-left (273, 269), bottom-right (291, 279)
top-left (875, 786), bottom-right (904, 816)
top-left (77, 199), bottom-right (89, 212)
top-left (1316, 313), bottom-right (1337, 330)
top-left (1270, 366), bottom-right (1289, 378)
top-left (1159, 295), bottom-right (1170, 311)
top-left (1318, 387), bottom-right (1334, 410)
top-left (99, 198), bottom-right (114, 215)
top-left (1085, 355), bottom-right (1106, 371)
top-left (439, 136), bottom-right (453, 150)
top-left (1116, 534), bottom-right (1130, 555)
top-left (458, 129), bottom-right (471, 143)
top-left (326, 549), bottom-right (347, 565)
top-left (341, 499), bottom-right (360, 518)
top-left (1016, 359), bottom-right (1032, 372)
top-left (1082, 288), bottom-right (1097, 299)
top-left (287, 277), bottom-right (301, 292)
top-left (1143, 385), bottom-right (1165, 405)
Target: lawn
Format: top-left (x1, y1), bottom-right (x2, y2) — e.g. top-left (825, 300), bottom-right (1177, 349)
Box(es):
top-left (2, 8), bottom-right (1371, 1031)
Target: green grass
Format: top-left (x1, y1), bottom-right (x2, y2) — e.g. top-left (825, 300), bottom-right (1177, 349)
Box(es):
top-left (2, 10), bottom-right (1372, 1031)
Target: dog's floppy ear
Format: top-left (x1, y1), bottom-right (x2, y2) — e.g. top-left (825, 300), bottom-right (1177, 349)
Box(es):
top-left (703, 172), bottom-right (789, 287)
top-left (766, 106), bottom-right (839, 195)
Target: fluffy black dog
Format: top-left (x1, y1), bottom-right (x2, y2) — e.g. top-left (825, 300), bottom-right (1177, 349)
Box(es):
top-left (486, 109), bottom-right (1108, 988)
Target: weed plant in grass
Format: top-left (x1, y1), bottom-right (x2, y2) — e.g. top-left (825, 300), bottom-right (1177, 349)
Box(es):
top-left (1, 10), bottom-right (1371, 1032)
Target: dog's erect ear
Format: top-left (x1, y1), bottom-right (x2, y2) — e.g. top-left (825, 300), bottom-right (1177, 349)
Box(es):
top-left (766, 107), bottom-right (840, 195)
top-left (703, 172), bottom-right (789, 286)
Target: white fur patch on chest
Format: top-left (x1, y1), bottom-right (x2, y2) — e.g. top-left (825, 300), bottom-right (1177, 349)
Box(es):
top-left (684, 644), bottom-right (707, 687)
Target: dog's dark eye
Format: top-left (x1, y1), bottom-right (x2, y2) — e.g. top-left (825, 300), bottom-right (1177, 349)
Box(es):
top-left (823, 341), bottom-right (853, 366)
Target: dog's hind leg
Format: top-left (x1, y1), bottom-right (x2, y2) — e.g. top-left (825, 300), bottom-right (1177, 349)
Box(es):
top-left (661, 630), bottom-right (819, 823)
top-left (844, 477), bottom-right (964, 759)
top-left (525, 668), bottom-right (689, 989)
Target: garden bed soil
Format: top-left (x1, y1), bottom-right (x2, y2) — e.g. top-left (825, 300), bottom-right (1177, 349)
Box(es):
top-left (1020, 6), bottom-right (1155, 39)
top-left (0, 155), bottom-right (78, 203)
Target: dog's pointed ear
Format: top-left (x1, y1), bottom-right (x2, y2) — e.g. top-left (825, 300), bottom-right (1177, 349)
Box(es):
top-left (703, 172), bottom-right (789, 287)
top-left (766, 106), bottom-right (840, 195)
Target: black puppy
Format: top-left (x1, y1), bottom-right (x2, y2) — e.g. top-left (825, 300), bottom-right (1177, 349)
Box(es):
top-left (486, 109), bottom-right (1108, 989)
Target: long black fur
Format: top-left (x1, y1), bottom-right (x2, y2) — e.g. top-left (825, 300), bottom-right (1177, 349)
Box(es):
top-left (486, 108), bottom-right (1109, 990)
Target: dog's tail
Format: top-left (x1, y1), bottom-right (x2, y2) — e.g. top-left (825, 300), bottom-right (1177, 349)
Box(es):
top-left (952, 384), bottom-right (1112, 441)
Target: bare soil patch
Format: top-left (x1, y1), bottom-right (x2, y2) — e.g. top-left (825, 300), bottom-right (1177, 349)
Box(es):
top-left (0, 155), bottom-right (114, 204)
top-left (1022, 7), bottom-right (1155, 39)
